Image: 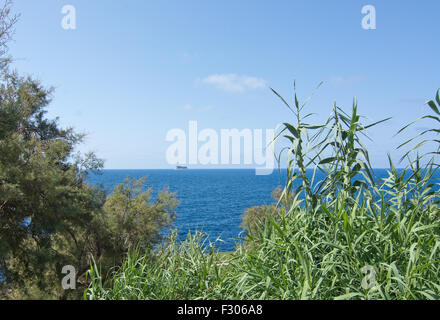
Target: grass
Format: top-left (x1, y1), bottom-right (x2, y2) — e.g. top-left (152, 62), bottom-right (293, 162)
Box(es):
top-left (85, 87), bottom-right (440, 300)
top-left (86, 186), bottom-right (440, 300)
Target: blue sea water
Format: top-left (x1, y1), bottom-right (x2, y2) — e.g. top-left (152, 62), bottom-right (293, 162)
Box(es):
top-left (87, 168), bottom-right (426, 252)
top-left (0, 168), bottom-right (437, 282)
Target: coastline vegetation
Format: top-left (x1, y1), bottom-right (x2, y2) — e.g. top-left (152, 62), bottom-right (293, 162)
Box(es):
top-left (0, 2), bottom-right (178, 299)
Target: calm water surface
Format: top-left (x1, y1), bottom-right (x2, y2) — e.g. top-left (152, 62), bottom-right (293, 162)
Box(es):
top-left (87, 168), bottom-right (431, 251)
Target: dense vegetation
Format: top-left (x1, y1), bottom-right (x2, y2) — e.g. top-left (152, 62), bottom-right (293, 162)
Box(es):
top-left (1, 0), bottom-right (439, 300)
top-left (0, 2), bottom-right (177, 299)
top-left (86, 86), bottom-right (440, 300)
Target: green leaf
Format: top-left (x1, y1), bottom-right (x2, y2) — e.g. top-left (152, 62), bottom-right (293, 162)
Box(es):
top-left (283, 123), bottom-right (300, 139)
top-left (334, 293), bottom-right (363, 300)
top-left (362, 117), bottom-right (392, 130)
top-left (319, 157), bottom-right (338, 165)
top-left (427, 100), bottom-right (440, 115)
top-left (271, 88), bottom-right (295, 114)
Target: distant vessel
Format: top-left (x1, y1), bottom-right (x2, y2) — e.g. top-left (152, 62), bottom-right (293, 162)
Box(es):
top-left (176, 166), bottom-right (188, 170)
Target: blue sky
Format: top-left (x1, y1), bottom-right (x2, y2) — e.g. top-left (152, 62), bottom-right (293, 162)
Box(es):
top-left (8, 0), bottom-right (440, 169)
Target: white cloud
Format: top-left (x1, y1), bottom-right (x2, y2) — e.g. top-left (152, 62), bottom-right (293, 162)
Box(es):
top-left (202, 74), bottom-right (267, 93)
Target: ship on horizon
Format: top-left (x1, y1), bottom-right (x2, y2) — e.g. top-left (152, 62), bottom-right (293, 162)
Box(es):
top-left (176, 165), bottom-right (188, 170)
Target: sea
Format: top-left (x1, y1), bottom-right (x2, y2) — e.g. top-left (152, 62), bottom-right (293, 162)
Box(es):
top-left (86, 168), bottom-right (422, 252)
top-left (0, 168), bottom-right (437, 282)
top-left (87, 169), bottom-right (287, 252)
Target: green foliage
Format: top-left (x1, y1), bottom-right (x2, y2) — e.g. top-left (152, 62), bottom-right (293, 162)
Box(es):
top-left (103, 177), bottom-right (177, 253)
top-left (0, 0), bottom-right (17, 71)
top-left (240, 205), bottom-right (278, 236)
top-left (240, 188), bottom-right (281, 236)
top-left (397, 89), bottom-right (440, 164)
top-left (87, 185), bottom-right (440, 300)
top-left (90, 177), bottom-right (178, 273)
top-left (273, 83), bottom-right (390, 209)
top-left (0, 69), bottom-right (103, 298)
top-left (86, 231), bottom-right (228, 300)
top-left (86, 87), bottom-right (440, 301)
top-left (0, 2), bottom-right (178, 299)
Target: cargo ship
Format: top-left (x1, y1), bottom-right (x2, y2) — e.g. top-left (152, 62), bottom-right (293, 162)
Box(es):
top-left (176, 166), bottom-right (188, 170)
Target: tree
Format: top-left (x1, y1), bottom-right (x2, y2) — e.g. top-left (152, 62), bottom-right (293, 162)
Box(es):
top-left (0, 0), bottom-right (17, 72)
top-left (0, 66), bottom-right (105, 298)
top-left (0, 1), bottom-right (178, 299)
top-left (240, 187), bottom-right (282, 236)
top-left (85, 178), bottom-right (177, 281)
